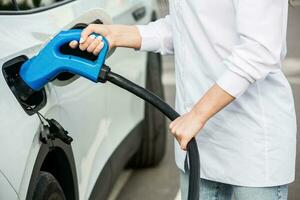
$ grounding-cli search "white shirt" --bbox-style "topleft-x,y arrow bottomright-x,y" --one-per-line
138,0 -> 297,187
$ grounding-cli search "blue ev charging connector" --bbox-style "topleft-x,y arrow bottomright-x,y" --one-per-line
20,29 -> 109,91
14,29 -> 200,200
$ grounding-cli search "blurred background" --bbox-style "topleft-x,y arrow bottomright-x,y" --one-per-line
111,1 -> 300,200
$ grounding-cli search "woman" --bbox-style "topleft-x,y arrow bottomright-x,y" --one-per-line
70,0 -> 296,199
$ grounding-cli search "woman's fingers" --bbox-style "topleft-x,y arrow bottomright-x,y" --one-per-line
80,24 -> 103,43
87,36 -> 102,53
69,40 -> 78,49
79,34 -> 96,51
180,139 -> 189,151
80,24 -> 96,43
68,35 -> 104,55
173,129 -> 188,150
69,24 -> 99,50
169,116 -> 181,129
68,24 -> 111,54
175,129 -> 189,150
93,41 -> 104,55
169,114 -> 195,151
170,118 -> 185,146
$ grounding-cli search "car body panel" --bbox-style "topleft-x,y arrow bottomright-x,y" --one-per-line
0,171 -> 18,200
0,0 -> 156,199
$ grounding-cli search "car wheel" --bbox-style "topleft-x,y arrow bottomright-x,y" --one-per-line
32,171 -> 66,200
129,52 -> 167,168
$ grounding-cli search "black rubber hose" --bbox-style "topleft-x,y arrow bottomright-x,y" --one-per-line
106,71 -> 200,200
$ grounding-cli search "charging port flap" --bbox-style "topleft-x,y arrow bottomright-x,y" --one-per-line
2,55 -> 47,115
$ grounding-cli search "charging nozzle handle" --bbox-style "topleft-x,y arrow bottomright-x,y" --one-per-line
102,68 -> 200,200
49,29 -> 110,82
20,29 -> 109,91
51,29 -> 109,71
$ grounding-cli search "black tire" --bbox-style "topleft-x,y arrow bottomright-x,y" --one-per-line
32,171 -> 66,200
129,52 -> 167,168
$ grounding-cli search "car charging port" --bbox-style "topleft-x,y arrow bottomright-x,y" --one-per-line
2,55 -> 47,115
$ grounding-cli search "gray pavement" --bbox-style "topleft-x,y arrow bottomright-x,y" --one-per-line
112,4 -> 300,200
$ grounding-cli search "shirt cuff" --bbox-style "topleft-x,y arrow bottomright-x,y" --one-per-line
136,25 -> 160,52
216,70 -> 250,98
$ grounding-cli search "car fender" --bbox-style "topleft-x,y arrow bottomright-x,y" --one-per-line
0,170 -> 19,200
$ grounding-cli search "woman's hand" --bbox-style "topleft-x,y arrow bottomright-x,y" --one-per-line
69,24 -> 115,55
169,109 -> 205,151
69,24 -> 142,55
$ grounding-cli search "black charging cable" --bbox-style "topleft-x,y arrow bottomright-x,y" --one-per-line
99,65 -> 200,200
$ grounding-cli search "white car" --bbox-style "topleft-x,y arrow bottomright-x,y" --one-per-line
0,0 -> 166,199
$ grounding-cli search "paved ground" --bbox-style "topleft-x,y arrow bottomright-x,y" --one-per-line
110,4 -> 300,200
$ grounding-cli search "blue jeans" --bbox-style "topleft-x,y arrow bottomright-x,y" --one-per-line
180,171 -> 288,200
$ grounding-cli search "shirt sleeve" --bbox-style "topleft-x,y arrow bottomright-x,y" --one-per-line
216,0 -> 287,98
137,15 -> 174,55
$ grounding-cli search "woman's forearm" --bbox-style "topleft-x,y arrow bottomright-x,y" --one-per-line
193,84 -> 235,124
109,25 -> 142,49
